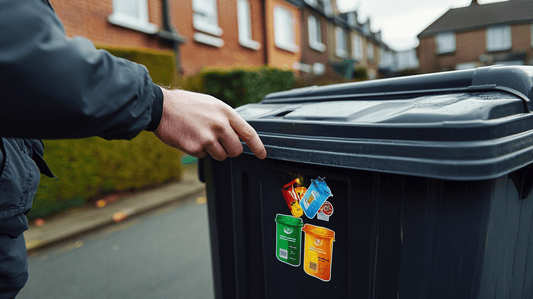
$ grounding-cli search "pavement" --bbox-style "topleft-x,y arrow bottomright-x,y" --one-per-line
24,162 -> 205,252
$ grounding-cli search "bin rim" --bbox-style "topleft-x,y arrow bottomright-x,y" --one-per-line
303,224 -> 335,240
237,66 -> 533,181
275,214 -> 304,227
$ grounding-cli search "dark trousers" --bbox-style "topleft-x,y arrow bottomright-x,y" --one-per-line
0,214 -> 29,299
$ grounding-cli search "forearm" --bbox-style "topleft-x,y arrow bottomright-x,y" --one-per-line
0,0 -> 162,140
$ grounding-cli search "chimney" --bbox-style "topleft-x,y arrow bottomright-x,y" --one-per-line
471,0 -> 479,5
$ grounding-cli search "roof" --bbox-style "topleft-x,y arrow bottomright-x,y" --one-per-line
418,0 -> 533,38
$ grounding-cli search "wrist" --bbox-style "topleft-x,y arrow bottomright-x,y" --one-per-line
146,84 -> 164,132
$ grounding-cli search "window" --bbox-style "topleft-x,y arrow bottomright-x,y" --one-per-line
456,62 -> 477,70
367,43 -> 374,62
313,62 -> 325,75
237,0 -> 260,50
274,6 -> 299,52
380,48 -> 394,68
347,12 -> 357,28
486,25 -> 511,51
362,22 -> 371,35
308,15 -> 325,52
192,0 -> 224,47
352,35 -> 363,61
192,0 -> 222,36
435,32 -> 456,54
108,0 -> 158,34
335,27 -> 347,58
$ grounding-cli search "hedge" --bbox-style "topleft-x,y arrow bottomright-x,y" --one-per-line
28,46 -> 181,220
181,66 -> 295,108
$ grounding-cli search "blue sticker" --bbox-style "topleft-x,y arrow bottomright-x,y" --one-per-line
299,177 -> 332,219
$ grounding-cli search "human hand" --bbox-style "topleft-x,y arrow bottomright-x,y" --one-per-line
154,87 -> 267,161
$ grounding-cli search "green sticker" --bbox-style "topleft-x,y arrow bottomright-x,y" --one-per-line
275,214 -> 303,267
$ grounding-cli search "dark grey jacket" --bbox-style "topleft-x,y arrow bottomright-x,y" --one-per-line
0,0 -> 164,220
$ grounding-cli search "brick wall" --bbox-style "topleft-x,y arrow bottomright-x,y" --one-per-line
300,10 -> 329,76
50,0 -> 171,51
172,0 -> 265,76
265,0 -> 302,70
455,30 -> 485,63
417,37 -> 435,73
512,23 -> 532,51
418,23 -> 533,73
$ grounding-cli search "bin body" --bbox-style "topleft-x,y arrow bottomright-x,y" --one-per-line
202,66 -> 533,299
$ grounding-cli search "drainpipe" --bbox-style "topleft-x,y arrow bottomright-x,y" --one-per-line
157,0 -> 186,75
262,0 -> 269,66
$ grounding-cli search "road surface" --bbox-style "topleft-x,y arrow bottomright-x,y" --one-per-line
19,190 -> 215,299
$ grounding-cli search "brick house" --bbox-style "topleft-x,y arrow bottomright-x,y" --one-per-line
50,0 -> 173,51
264,0 -> 303,71
50,0 -> 397,81
331,11 -> 395,79
51,0 -> 266,76
417,0 -> 533,73
173,0 -> 266,75
297,0 -> 333,78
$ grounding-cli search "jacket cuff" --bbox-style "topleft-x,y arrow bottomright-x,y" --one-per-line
146,84 -> 164,132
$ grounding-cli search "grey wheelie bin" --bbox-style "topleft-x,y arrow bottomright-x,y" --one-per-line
200,65 -> 533,299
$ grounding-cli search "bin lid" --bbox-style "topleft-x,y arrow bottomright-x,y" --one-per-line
275,214 -> 304,227
237,66 -> 533,181
302,224 -> 335,240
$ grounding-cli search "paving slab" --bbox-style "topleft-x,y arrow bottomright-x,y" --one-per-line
24,164 -> 205,252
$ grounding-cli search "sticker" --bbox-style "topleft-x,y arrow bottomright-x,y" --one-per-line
317,201 -> 334,222
294,187 -> 307,200
282,179 -> 305,218
275,214 -> 304,267
300,177 -> 332,219
302,224 -> 335,282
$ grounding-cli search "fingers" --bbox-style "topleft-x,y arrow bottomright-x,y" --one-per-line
205,141 -> 228,161
155,87 -> 266,161
218,127 -> 244,158
229,116 -> 267,160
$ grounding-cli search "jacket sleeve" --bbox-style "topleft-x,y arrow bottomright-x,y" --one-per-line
0,0 -> 163,140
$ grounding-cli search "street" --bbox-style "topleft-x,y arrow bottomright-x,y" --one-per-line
18,190 -> 214,299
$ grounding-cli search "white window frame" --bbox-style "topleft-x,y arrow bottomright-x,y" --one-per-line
335,27 -> 347,58
308,15 -> 326,52
274,6 -> 299,53
108,0 -> 158,34
313,62 -> 325,75
193,32 -> 225,48
486,25 -> 511,52
192,0 -> 223,37
352,34 -> 363,61
237,0 -> 260,50
435,32 -> 456,54
367,43 -> 374,62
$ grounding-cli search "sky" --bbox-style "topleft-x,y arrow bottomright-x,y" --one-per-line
336,0 -> 509,52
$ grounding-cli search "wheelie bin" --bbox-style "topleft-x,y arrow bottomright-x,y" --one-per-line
201,65 -> 533,299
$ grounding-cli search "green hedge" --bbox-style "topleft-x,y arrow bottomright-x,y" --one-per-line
101,45 -> 179,87
28,46 -> 181,220
29,133 -> 182,219
181,66 -> 295,108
